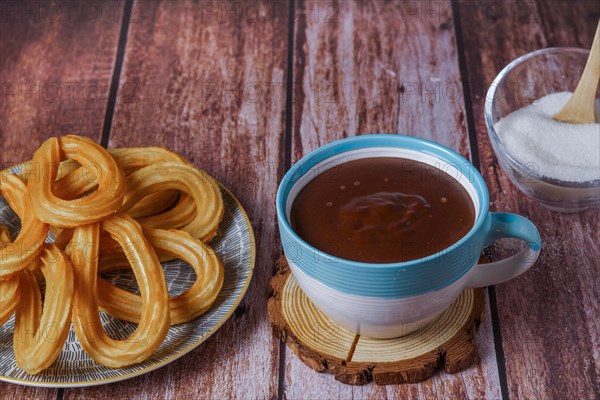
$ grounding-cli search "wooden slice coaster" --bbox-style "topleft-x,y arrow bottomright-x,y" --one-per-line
268,257 -> 485,385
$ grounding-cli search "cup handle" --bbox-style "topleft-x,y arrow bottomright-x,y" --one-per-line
466,212 -> 541,288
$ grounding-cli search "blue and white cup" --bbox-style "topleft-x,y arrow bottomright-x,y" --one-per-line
276,134 -> 541,339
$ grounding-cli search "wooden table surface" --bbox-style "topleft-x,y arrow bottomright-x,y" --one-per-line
1,1 -> 599,399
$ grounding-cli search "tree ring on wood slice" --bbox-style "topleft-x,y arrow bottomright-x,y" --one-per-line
268,256 -> 485,385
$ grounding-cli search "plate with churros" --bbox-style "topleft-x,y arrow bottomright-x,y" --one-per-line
0,135 -> 255,387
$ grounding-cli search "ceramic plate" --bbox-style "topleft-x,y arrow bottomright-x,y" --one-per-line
0,165 -> 255,387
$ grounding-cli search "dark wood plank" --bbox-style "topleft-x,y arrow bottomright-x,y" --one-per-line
0,385 -> 57,400
0,0 -> 123,166
291,0 -> 470,160
285,1 -> 501,398
0,0 -> 123,396
457,1 -> 600,398
62,0 -> 288,398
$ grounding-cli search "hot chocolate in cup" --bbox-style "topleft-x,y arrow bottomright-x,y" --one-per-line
276,134 -> 541,339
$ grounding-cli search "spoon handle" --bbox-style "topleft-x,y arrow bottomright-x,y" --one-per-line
553,20 -> 600,124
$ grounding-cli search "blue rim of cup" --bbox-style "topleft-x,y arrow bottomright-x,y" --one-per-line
276,134 -> 491,297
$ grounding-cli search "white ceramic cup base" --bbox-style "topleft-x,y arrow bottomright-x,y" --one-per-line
277,135 -> 542,340
289,260 -> 470,338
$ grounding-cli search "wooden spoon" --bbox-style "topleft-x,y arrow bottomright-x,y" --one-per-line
553,20 -> 600,124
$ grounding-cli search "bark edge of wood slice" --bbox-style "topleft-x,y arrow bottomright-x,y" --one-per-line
268,256 -> 485,385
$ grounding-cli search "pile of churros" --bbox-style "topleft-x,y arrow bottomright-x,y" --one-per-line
0,135 -> 225,374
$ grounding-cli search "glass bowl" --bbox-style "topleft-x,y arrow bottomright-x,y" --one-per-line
484,47 -> 600,213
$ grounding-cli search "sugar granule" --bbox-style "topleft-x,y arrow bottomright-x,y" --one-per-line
495,92 -> 600,182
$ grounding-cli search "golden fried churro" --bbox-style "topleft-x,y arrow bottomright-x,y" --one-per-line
137,193 -> 196,231
28,135 -> 126,227
15,158 -> 80,185
98,228 -> 224,325
0,224 -> 19,327
52,162 -> 99,200
108,147 -> 189,174
110,147 -> 190,218
0,275 -> 19,326
3,135 -> 228,373
120,163 -> 223,242
0,225 -> 12,243
125,189 -> 180,220
97,233 -> 176,272
13,245 -> 73,374
0,173 -> 48,278
53,228 -> 74,251
71,215 -> 170,368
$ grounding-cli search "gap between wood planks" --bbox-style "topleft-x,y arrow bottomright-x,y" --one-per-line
450,1 -> 509,399
57,0 -> 134,398
48,0 -> 510,398
275,0 -> 510,398
279,0 -> 297,398
100,0 -> 134,150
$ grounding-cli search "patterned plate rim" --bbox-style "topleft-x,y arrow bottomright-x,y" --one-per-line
0,163 -> 256,388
